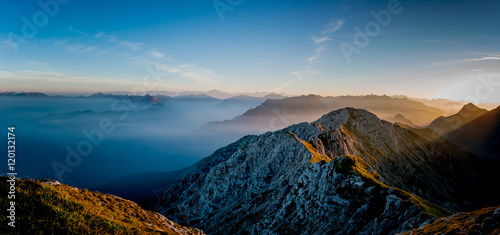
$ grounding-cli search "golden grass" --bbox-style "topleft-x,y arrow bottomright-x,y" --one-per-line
289,131 -> 332,163
0,177 -> 201,235
402,206 -> 500,235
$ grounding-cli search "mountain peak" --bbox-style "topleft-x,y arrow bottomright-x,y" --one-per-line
392,114 -> 416,127
317,107 -> 376,128
89,92 -> 112,97
460,103 -> 481,113
456,103 -> 488,119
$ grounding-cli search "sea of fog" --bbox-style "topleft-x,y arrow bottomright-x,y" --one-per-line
0,96 -> 263,189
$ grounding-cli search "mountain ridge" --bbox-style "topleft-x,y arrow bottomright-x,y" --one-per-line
423,103 -> 500,159
152,107 -> 499,234
201,95 -> 447,137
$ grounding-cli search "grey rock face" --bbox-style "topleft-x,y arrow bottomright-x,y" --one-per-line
153,108 -> 498,234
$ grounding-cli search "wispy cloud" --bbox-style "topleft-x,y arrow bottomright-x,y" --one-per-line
81,46 -> 97,53
150,51 -> 165,58
431,56 -> 500,67
53,32 -> 143,57
94,32 -> 105,38
95,32 -> 143,50
49,30 -> 217,88
467,52 -> 500,57
277,70 -> 318,92
65,44 -> 86,53
418,40 -> 459,46
26,60 -> 48,66
277,71 -> 304,91
93,46 -> 118,56
311,35 -> 332,44
322,19 -> 345,34
69,26 -> 89,37
308,45 -> 326,62
118,40 -> 143,50
0,70 -> 137,87
306,19 -> 344,63
53,39 -> 68,46
158,64 -> 215,85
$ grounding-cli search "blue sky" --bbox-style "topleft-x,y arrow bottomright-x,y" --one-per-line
1,0 -> 500,102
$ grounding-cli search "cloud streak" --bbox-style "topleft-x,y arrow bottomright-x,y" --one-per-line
158,64 -> 215,85
311,35 -> 332,44
150,51 -> 165,58
0,70 -> 136,87
322,19 -> 345,34
306,18 -> 345,63
431,56 -> 500,67
418,40 -> 459,46
29,28 -> 218,90
98,34 -> 143,50
308,45 -> 326,62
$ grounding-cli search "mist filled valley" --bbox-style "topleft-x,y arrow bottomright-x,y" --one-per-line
0,93 -> 269,189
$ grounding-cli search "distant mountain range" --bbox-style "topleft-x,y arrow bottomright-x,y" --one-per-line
59,89 -> 288,100
417,103 -> 500,159
151,107 -> 500,234
3,91 -> 498,116
90,92 -> 162,104
0,91 -> 284,106
391,114 -> 416,127
201,95 -> 447,137
0,92 -> 48,97
392,95 -> 499,115
396,103 -> 500,160
115,89 -> 288,100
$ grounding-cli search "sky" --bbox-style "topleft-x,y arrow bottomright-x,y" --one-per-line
1,0 -> 500,103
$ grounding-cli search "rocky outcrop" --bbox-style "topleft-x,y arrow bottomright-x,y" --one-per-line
152,108 -> 499,234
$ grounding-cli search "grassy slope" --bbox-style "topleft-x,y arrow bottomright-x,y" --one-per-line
0,176 -> 203,235
402,206 -> 500,235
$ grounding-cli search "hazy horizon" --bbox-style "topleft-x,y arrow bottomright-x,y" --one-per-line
3,90 -> 500,106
